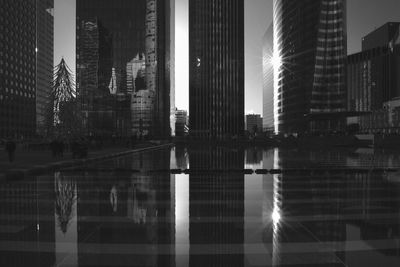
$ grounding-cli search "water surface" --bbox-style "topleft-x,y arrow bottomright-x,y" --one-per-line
1,146 -> 400,266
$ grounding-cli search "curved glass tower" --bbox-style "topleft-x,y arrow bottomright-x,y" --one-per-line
273,0 -> 347,134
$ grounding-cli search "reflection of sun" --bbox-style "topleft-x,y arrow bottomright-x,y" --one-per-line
272,208 -> 281,224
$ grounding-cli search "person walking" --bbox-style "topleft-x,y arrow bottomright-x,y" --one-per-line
5,139 -> 16,162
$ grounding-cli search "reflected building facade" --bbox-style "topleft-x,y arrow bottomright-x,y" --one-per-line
189,0 -> 245,139
273,0 -> 347,134
76,0 -> 171,138
75,149 -> 175,266
0,176 -> 55,267
188,146 -> 244,266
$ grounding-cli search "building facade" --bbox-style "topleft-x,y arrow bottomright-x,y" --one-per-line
189,0 -> 244,139
0,0 -> 37,139
263,23 -> 274,132
76,0 -> 170,139
347,45 -> 400,112
362,22 -> 400,51
273,0 -> 347,134
175,109 -> 188,137
246,114 -> 263,134
36,0 -> 54,136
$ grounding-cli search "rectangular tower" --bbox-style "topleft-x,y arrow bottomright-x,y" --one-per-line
273,0 -> 347,134
189,0 -> 244,139
0,0 -> 37,139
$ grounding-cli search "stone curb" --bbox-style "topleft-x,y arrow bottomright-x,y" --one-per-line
0,144 -> 172,181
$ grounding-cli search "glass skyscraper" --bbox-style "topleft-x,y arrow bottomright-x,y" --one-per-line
76,0 -> 171,138
262,23 -> 274,132
273,0 -> 347,134
189,0 -> 244,139
0,0 -> 43,139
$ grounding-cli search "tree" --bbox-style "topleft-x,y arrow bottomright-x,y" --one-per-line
46,58 -> 83,138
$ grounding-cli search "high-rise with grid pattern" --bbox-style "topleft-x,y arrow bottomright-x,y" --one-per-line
273,0 -> 347,134
189,0 -> 244,139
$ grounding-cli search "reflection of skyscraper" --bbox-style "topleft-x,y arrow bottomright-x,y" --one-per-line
188,146 -> 244,267
273,0 -> 347,134
76,0 -> 171,138
189,0 -> 244,139
76,149 -> 174,266
0,176 -> 55,266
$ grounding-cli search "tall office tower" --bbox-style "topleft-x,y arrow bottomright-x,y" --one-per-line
170,0 -> 176,136
189,0 -> 244,139
36,0 -> 54,136
76,0 -> 170,138
273,0 -> 347,134
262,23 -> 274,132
0,0 -> 37,139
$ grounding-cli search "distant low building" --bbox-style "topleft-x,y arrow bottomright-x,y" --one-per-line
175,109 -> 188,137
246,114 -> 262,134
359,97 -> 400,134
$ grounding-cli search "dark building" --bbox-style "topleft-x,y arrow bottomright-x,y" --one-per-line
189,0 -> 244,139
76,0 -> 170,138
362,22 -> 400,51
36,0 -> 54,136
263,23 -> 274,132
347,22 -> 400,133
0,0 -> 37,139
273,0 -> 347,134
347,45 -> 400,112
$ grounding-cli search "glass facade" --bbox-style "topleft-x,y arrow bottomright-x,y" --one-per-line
347,46 -> 398,112
36,0 -> 54,136
189,0 -> 245,139
262,23 -> 274,132
76,0 -> 170,138
273,0 -> 347,134
0,0 -> 37,139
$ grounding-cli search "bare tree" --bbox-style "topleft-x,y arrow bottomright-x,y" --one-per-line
46,58 -> 83,137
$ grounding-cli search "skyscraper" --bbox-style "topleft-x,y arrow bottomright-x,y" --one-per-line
273,0 -> 347,134
76,0 -> 170,138
262,23 -> 274,132
0,0 -> 37,139
36,0 -> 54,136
189,0 -> 244,139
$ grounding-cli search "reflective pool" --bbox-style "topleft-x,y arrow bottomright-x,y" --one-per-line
1,146 -> 400,266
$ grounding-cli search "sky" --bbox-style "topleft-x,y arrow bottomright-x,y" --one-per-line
54,0 -> 400,115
